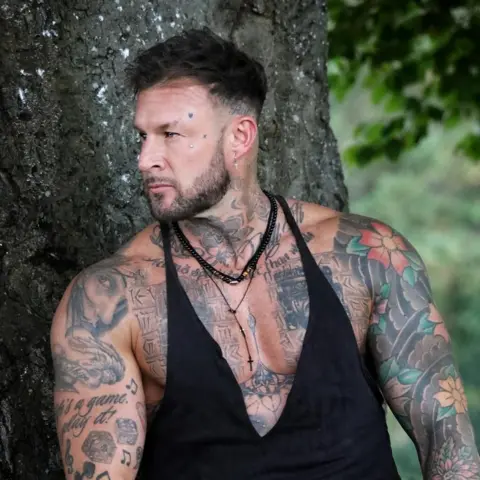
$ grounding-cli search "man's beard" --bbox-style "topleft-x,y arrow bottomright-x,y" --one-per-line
144,141 -> 231,223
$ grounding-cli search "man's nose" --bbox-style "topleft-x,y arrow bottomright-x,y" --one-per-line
138,139 -> 166,172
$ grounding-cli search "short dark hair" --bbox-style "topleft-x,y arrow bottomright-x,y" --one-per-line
126,28 -> 268,118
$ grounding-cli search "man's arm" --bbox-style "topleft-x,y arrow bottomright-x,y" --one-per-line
51,257 -> 146,480
338,215 -> 480,478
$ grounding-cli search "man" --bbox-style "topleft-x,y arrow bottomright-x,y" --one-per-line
51,28 -> 480,479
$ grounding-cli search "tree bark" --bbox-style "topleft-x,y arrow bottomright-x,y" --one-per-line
0,0 -> 346,478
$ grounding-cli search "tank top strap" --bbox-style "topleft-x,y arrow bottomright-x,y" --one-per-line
159,221 -> 176,273
274,194 -> 321,276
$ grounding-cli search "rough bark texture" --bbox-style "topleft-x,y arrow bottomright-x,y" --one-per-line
0,0 -> 346,478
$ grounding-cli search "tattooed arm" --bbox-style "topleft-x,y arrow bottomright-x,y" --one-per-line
51,257 -> 146,480
340,215 -> 480,478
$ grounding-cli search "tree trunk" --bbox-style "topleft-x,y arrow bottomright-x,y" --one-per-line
0,0 -> 346,478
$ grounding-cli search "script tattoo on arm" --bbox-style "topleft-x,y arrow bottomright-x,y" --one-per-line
335,214 -> 480,478
53,380 -> 146,479
51,253 -> 146,479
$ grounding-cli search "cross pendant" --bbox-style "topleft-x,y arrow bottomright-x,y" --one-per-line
248,357 -> 254,371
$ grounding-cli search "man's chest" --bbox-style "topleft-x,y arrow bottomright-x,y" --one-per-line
130,245 -> 373,388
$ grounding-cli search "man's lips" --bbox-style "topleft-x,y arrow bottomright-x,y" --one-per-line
148,183 -> 174,192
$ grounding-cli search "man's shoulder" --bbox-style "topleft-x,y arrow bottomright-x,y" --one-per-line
282,197 -> 339,231
313,208 -> 425,287
69,223 -> 165,291
114,222 -> 164,260
288,198 -> 402,244
287,198 -> 417,270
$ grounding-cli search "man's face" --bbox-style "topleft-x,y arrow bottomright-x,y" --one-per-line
134,79 -> 231,222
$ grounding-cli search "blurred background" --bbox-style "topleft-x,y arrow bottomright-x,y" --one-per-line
328,2 -> 480,478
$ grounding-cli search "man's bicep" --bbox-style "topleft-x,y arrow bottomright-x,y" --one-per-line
52,336 -> 146,479
51,269 -> 146,479
370,301 -> 459,426
365,237 -> 479,472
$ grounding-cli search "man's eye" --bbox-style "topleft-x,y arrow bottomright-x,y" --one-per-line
138,132 -> 147,141
165,132 -> 179,138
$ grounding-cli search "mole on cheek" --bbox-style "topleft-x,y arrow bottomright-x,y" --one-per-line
203,134 -> 207,139
188,112 -> 194,119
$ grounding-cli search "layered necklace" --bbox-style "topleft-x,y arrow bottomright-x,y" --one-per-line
172,191 -> 278,371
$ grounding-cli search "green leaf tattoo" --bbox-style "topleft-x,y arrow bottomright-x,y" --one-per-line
398,369 -> 423,385
346,236 -> 370,256
379,357 -> 401,384
402,265 -> 417,286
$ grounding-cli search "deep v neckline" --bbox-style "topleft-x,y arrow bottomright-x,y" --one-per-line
171,273 -> 315,440
161,195 -> 318,440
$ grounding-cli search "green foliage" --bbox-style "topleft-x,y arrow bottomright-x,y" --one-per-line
332,91 -> 480,476
328,0 -> 480,165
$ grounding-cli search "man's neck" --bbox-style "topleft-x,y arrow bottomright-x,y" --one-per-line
178,183 -> 272,271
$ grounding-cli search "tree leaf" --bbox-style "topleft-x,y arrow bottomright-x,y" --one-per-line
328,2 -> 480,163
456,133 -> 480,162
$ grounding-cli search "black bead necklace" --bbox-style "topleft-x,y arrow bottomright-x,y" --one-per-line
172,190 -> 278,285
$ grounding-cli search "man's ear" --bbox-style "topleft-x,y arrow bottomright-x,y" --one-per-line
228,115 -> 258,165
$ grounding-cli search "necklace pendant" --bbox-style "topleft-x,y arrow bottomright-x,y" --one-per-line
229,279 -> 240,285
228,308 -> 236,314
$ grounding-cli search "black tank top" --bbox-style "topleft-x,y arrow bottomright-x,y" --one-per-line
142,195 -> 400,479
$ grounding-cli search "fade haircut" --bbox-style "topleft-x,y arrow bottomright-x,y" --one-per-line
126,27 -> 268,119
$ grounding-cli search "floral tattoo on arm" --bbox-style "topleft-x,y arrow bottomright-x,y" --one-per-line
336,215 -> 480,478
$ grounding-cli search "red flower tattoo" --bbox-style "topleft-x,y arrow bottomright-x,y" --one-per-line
359,222 -> 410,276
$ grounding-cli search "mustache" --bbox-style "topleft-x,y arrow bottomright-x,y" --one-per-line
143,176 -> 178,188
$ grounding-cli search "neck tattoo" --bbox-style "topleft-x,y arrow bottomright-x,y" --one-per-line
172,190 -> 278,284
172,191 -> 278,371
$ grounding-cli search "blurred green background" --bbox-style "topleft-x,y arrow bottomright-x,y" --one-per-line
328,2 -> 480,478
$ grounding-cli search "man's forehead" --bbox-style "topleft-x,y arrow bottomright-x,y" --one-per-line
139,79 -> 212,105
134,79 -> 218,126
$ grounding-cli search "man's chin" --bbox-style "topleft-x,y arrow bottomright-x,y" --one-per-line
149,204 -> 190,223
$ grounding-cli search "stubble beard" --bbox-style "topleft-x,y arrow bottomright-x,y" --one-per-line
145,142 -> 231,223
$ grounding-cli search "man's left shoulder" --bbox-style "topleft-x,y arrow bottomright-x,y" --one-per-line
284,197 -> 339,233
326,212 -> 428,287
291,201 -> 423,272
285,199 -> 383,244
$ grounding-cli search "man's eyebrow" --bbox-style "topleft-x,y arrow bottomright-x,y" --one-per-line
133,120 -> 180,132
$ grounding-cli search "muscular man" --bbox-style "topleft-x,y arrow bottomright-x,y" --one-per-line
51,28 -> 480,479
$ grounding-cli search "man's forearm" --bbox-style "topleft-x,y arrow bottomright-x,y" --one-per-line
423,425 -> 480,479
